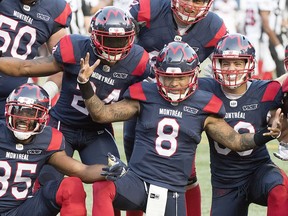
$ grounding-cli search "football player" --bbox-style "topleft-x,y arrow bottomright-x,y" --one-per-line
77,41 -> 281,216
0,6 -> 150,216
0,0 -> 72,119
198,34 -> 288,216
126,1 -> 228,215
0,83 -> 126,216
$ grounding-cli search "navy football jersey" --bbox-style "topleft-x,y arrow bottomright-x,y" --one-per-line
50,34 -> 150,129
0,121 -> 65,213
130,0 -> 227,62
124,82 -> 226,192
0,0 -> 72,119
198,78 -> 283,188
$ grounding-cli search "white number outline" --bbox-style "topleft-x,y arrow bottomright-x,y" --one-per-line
0,161 -> 37,199
214,121 -> 254,156
0,15 -> 36,59
155,118 -> 179,157
72,83 -> 121,115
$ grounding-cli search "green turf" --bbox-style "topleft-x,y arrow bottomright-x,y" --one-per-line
80,122 -> 288,216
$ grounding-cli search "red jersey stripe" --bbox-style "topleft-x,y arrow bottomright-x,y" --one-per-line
54,3 -> 72,26
261,81 -> 281,102
138,0 -> 151,28
47,128 -> 63,151
132,51 -> 149,76
203,95 -> 223,114
130,82 -> 147,101
60,36 -> 76,64
205,23 -> 227,48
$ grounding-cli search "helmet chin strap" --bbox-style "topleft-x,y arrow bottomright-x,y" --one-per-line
13,131 -> 33,141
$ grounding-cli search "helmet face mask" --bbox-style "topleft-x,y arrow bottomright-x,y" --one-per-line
5,84 -> 50,141
171,0 -> 213,25
154,41 -> 200,103
212,34 -> 256,89
90,6 -> 135,62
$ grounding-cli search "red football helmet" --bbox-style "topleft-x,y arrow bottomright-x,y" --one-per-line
171,0 -> 214,25
212,34 -> 255,89
90,6 -> 135,62
154,41 -> 200,103
5,83 -> 50,140
285,45 -> 288,72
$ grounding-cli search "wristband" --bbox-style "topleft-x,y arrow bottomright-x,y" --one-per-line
254,127 -> 275,146
78,81 -> 94,100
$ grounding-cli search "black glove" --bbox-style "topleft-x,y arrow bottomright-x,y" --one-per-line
101,153 -> 128,181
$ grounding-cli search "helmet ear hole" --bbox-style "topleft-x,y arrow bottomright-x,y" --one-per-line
90,6 -> 135,62
5,83 -> 50,139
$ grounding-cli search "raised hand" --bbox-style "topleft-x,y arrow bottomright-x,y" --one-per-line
77,52 -> 100,84
265,108 -> 283,138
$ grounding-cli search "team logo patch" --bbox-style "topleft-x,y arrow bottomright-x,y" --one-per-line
113,72 -> 128,79
27,149 -> 42,155
242,104 -> 258,111
103,65 -> 111,72
23,5 -> 31,11
37,13 -> 50,22
230,100 -> 237,107
16,144 -> 24,151
183,106 -> 198,114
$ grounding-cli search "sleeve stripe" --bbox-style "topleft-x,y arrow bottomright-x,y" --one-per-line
131,50 -> 149,76
130,82 -> 147,101
261,81 -> 281,102
203,95 -> 223,114
60,36 -> 76,64
138,0 -> 151,28
54,3 -> 72,26
205,23 -> 227,47
47,128 -> 63,151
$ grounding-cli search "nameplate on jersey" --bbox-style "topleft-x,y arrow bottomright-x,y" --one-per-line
146,184 -> 168,216
230,100 -> 237,107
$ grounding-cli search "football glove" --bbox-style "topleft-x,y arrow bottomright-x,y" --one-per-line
101,152 -> 128,181
273,142 -> 288,161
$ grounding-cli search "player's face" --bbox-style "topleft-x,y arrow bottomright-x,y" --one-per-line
12,107 -> 37,132
220,59 -> 246,87
162,75 -> 191,95
175,0 -> 209,23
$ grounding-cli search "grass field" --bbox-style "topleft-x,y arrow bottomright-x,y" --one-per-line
78,122 -> 288,216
